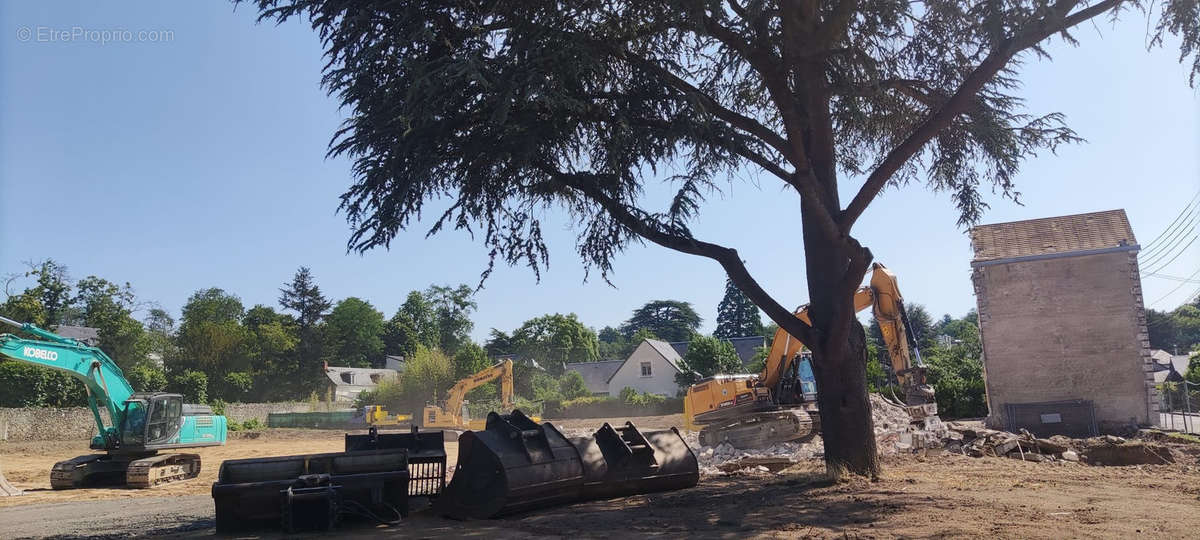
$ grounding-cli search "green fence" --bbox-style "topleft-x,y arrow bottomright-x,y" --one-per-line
267,411 -> 363,429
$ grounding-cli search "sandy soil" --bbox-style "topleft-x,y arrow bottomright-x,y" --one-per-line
3,423 -> 1200,538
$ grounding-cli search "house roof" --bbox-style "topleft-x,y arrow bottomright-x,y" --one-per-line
607,339 -> 683,383
54,325 -> 100,345
324,366 -> 399,388
1150,349 -> 1191,384
670,336 -> 764,367
564,360 -> 624,393
969,209 -> 1137,264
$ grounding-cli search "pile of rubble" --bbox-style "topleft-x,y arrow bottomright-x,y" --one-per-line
945,424 -> 1080,463
871,393 -> 948,454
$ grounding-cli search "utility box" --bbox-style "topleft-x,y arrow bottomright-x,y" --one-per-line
970,209 -> 1157,433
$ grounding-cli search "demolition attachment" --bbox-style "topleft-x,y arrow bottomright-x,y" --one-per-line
436,410 -> 698,519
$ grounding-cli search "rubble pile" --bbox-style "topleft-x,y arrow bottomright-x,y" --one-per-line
871,393 -> 948,454
693,439 -> 823,475
945,424 -> 1079,463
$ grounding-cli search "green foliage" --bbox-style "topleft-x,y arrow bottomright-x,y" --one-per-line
923,313 -> 987,418
222,371 -> 254,399
323,297 -> 386,368
170,370 -> 209,404
127,365 -> 168,392
675,334 -> 743,387
558,370 -> 590,400
483,329 -> 515,356
425,284 -> 477,355
530,371 -> 563,402
622,301 -> 701,343
714,278 -> 764,339
0,360 -> 86,407
453,341 -> 491,379
1147,302 -> 1200,353
73,276 -> 148,371
507,313 -> 599,375
279,267 -> 332,394
389,285 -> 477,356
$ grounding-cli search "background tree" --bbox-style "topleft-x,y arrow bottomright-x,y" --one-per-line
714,277 -> 765,339
621,300 -> 702,342
675,334 -> 743,388
175,288 -> 248,400
279,267 -> 332,391
323,297 -> 386,368
483,328 -> 515,356
243,305 -> 301,400
251,0 -> 1200,478
596,325 -> 632,360
73,276 -> 148,371
509,313 -> 600,374
425,284 -> 477,355
391,290 -> 441,350
453,341 -> 492,379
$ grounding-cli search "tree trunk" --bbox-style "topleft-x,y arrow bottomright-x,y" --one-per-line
801,205 -> 879,479
810,317 -> 879,480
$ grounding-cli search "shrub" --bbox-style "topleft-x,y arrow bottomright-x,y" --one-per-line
127,365 -> 168,393
170,370 -> 208,404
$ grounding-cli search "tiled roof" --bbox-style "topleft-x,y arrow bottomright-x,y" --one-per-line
970,209 -> 1136,263
644,339 -> 684,373
563,360 -> 624,394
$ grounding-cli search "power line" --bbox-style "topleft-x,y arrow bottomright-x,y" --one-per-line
1146,272 -> 1200,284
1151,267 -> 1200,307
1140,207 -> 1200,261
1140,207 -> 1200,262
1143,236 -> 1197,276
1137,225 -> 1195,270
1140,190 -> 1200,252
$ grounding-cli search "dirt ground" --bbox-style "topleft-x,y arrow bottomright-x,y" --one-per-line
3,420 -> 1200,538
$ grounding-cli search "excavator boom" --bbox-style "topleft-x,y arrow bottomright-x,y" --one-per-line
422,359 -> 515,429
685,263 -> 937,447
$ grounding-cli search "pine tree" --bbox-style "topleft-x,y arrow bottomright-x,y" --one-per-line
279,267 -> 332,391
714,278 -> 764,339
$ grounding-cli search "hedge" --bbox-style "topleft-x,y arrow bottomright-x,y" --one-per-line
543,396 -> 683,419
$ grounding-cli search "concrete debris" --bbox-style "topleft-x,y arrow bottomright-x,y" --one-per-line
943,424 -> 1177,467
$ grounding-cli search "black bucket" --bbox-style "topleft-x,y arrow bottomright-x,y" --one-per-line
437,411 -> 699,519
345,426 -> 447,497
572,422 -> 698,500
436,410 -> 584,519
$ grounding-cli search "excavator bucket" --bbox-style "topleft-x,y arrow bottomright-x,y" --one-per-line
345,426 -> 447,497
436,410 -> 584,519
572,422 -> 698,500
436,410 -> 698,519
0,460 -> 22,496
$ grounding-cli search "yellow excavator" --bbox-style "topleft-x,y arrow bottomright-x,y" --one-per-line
421,359 -> 516,430
684,263 -> 937,448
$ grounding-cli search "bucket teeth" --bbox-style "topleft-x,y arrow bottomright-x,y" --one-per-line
436,410 -> 698,519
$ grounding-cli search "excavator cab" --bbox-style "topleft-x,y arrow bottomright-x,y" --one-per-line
118,393 -> 184,450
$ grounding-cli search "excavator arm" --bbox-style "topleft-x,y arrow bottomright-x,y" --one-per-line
759,263 -> 935,414
0,316 -> 135,449
441,359 -> 515,420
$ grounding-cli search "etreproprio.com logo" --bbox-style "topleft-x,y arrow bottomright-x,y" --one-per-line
16,25 -> 174,44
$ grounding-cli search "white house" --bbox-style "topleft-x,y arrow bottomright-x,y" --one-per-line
606,339 -> 685,396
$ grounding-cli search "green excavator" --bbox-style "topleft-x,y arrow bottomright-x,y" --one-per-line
0,316 -> 227,489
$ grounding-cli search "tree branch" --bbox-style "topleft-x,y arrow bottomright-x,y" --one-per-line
622,53 -> 794,161
839,0 -> 1124,231
537,164 -> 818,345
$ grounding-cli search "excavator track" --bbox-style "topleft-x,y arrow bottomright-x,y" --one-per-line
699,409 -> 818,449
126,453 -> 202,488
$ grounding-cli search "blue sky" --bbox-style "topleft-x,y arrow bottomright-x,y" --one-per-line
2,2 -> 1197,343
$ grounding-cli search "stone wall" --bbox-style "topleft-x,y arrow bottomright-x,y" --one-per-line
0,402 -> 313,442
973,250 -> 1154,430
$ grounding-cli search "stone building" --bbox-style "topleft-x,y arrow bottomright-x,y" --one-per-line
970,209 -> 1156,435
